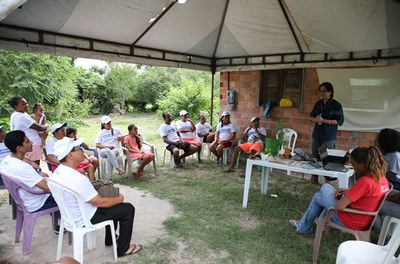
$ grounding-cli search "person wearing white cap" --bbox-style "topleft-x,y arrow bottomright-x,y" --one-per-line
96,116 -> 125,177
45,122 -> 68,171
159,112 -> 198,167
51,137 -> 142,257
209,111 -> 238,163
224,117 -> 266,173
8,96 -> 48,165
176,110 -> 202,162
1,130 -> 58,213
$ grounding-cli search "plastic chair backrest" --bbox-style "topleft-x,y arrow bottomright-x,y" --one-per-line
335,217 -> 400,264
313,183 -> 393,264
0,171 -> 59,255
46,178 -> 94,231
138,127 -> 146,142
276,128 -> 297,155
1,171 -> 45,212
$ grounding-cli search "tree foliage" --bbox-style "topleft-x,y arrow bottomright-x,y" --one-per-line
157,75 -> 219,121
0,49 -> 220,124
132,67 -> 180,111
104,63 -> 138,112
0,50 -> 90,121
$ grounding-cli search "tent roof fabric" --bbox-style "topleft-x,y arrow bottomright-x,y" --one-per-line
0,0 -> 399,71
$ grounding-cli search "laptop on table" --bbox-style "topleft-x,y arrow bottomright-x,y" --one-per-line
318,145 -> 349,172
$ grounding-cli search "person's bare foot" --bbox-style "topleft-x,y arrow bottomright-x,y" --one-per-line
116,167 -> 125,175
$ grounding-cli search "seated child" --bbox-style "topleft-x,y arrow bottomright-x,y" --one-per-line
124,124 -> 155,180
66,127 -> 98,181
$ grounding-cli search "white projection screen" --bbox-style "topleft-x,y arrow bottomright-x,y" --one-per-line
317,65 -> 400,132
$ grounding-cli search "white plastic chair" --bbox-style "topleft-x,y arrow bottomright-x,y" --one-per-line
162,148 -> 185,168
378,215 -> 400,246
122,142 -> 157,178
336,217 -> 400,264
97,149 -> 123,179
46,178 -> 117,264
276,128 -> 297,156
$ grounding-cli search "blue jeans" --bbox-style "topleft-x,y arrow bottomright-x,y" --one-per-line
297,184 -> 344,233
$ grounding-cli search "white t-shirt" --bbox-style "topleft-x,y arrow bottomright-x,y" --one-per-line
196,122 -> 212,142
45,136 -> 59,155
96,128 -> 122,149
385,152 -> 400,182
247,127 -> 267,142
159,123 -> 180,145
176,120 -> 195,139
10,111 -> 41,145
216,122 -> 238,141
0,156 -> 49,212
0,142 -> 11,164
51,164 -> 98,227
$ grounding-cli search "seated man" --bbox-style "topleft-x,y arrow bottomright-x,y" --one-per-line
159,112 -> 197,167
176,110 -> 202,162
0,130 -> 57,213
224,117 -> 266,173
51,137 -> 142,257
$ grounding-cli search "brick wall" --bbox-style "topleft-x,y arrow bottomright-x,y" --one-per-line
219,69 -> 378,153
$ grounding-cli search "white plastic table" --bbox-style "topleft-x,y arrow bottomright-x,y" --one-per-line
242,158 -> 355,208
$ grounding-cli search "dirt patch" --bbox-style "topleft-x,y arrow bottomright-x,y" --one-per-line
0,184 -> 177,263
237,214 -> 261,230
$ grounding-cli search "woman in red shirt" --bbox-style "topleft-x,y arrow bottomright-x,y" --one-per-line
290,146 -> 389,233
124,124 -> 155,180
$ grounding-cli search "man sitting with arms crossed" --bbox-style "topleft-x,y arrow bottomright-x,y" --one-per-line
159,112 -> 198,167
0,130 -> 57,213
51,137 -> 142,257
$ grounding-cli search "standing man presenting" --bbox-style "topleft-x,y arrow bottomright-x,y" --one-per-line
307,82 -> 344,184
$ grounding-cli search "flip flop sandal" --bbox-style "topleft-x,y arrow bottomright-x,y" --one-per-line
120,244 -> 142,257
224,168 -> 235,173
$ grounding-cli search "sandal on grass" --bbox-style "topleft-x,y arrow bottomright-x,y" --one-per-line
224,168 -> 235,173
120,244 -> 142,257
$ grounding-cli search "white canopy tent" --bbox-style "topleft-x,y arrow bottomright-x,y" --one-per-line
0,0 -> 399,72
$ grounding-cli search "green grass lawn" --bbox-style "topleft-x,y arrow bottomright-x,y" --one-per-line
68,113 -> 376,263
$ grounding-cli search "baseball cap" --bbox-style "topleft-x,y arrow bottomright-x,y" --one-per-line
101,115 -> 112,124
179,110 -> 188,116
251,117 -> 260,123
221,111 -> 230,117
53,137 -> 83,160
51,122 -> 68,133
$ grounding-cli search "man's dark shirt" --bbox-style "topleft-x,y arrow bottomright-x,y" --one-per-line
310,98 -> 344,142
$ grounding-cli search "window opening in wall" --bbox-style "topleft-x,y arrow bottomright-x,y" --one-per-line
258,69 -> 304,107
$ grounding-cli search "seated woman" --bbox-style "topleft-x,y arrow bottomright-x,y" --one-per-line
224,116 -> 266,173
124,124 -> 155,180
195,114 -> 215,143
209,111 -> 237,164
66,127 -> 98,182
95,116 -> 125,178
290,146 -> 389,234
376,128 -> 400,190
